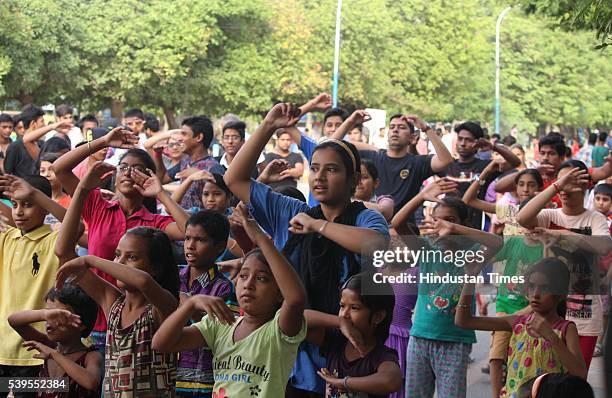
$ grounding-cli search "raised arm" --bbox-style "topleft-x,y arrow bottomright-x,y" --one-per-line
390,178 -> 458,233
454,282 -> 515,331
171,170 -> 214,204
591,155 -> 612,183
330,110 -> 379,151
234,203 -> 306,336
131,169 -> 188,239
80,255 -> 178,319
8,309 -> 76,347
405,115 -> 453,173
23,121 -> 72,160
55,162 -> 115,263
224,103 -> 302,203
54,126 -> 138,195
516,167 -> 589,229
462,161 -> 498,214
0,175 -> 68,223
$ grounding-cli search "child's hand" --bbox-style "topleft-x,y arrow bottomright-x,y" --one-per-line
263,103 -> 302,130
418,217 -> 454,238
104,126 -> 139,149
288,213 -> 320,234
529,227 -> 561,249
526,313 -> 555,341
0,175 -> 34,200
474,138 -> 494,152
56,257 -> 89,289
132,169 -> 162,197
555,167 -> 590,192
339,318 -> 367,357
218,259 -> 242,280
189,295 -> 235,325
536,163 -> 556,177
176,167 -> 201,180
232,203 -> 264,241
259,159 -> 289,183
421,178 -> 458,203
187,170 -> 215,183
317,368 -> 345,392
23,341 -> 57,360
80,162 -> 115,191
346,110 -> 372,127
44,309 -> 82,329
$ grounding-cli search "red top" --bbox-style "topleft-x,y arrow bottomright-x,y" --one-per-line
82,188 -> 174,331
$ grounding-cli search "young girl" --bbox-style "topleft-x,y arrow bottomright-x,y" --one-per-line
353,160 -> 394,222
223,102 -> 389,397
39,153 -> 72,227
305,272 -> 402,398
151,203 -> 307,397
403,195 -> 503,398
517,160 -> 612,369
54,131 -> 189,350
55,226 -> 180,396
463,163 -> 544,237
455,258 -> 587,398
9,284 -> 102,397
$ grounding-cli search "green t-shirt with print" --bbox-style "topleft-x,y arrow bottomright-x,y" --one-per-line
195,310 -> 306,398
494,237 -> 543,314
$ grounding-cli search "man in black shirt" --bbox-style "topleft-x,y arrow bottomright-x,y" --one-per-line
331,111 -> 454,218
442,122 -> 520,229
4,105 -> 45,177
263,128 -> 304,189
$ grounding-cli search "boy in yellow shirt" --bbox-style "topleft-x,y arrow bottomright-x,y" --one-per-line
0,174 -> 69,388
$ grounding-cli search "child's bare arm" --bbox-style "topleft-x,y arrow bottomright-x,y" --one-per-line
8,310 -> 58,346
82,255 -> 178,320
454,283 -> 515,332
319,361 -> 403,396
534,319 -> 587,379
56,257 -> 121,317
153,296 -> 219,353
0,175 -> 67,222
51,349 -> 103,391
234,203 -> 306,337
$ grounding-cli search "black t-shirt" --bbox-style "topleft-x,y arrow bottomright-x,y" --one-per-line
440,158 -> 499,229
4,138 -> 41,177
360,150 -> 434,216
263,152 -> 304,190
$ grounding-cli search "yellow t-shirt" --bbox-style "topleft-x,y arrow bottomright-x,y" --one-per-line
0,225 -> 60,366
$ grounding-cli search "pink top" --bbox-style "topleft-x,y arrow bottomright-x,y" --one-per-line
82,188 -> 175,331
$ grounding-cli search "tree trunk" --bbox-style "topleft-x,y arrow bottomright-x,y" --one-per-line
110,99 -> 123,121
163,105 -> 178,129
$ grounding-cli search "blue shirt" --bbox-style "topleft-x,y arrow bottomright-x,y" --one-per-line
247,179 -> 389,392
300,134 -> 320,207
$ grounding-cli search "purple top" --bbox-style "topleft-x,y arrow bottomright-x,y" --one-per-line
172,156 -> 224,209
321,329 -> 399,398
177,265 -> 235,389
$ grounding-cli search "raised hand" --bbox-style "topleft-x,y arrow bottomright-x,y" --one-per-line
259,159 -> 289,183
525,313 -> 555,340
23,341 -> 57,360
56,257 -> 89,289
263,103 -> 302,130
79,162 -> 116,191
555,167 -> 590,192
44,309 -> 82,329
474,138 -> 494,152
403,115 -> 428,132
420,178 -> 458,203
418,217 -> 455,238
305,93 -> 333,112
288,212 -> 320,235
54,120 -> 74,132
0,175 -> 34,200
104,126 -> 139,149
189,295 -> 235,325
347,110 -> 372,126
187,170 -> 215,183
232,202 -> 265,241
176,167 -> 201,180
535,163 -> 556,177
132,169 -> 162,197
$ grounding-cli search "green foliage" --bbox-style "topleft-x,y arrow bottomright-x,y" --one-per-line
0,0 -> 609,135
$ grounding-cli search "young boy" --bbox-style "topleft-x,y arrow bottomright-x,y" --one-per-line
0,174 -> 69,388
4,105 -> 46,177
177,209 -> 238,397
593,183 -> 612,229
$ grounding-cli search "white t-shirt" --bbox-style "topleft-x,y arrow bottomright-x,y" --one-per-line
45,127 -> 84,149
536,208 -> 610,335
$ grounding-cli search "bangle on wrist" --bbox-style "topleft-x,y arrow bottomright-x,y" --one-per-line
343,376 -> 350,391
456,303 -> 471,309
318,220 -> 329,234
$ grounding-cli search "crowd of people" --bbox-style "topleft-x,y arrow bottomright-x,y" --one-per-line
0,93 -> 610,398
